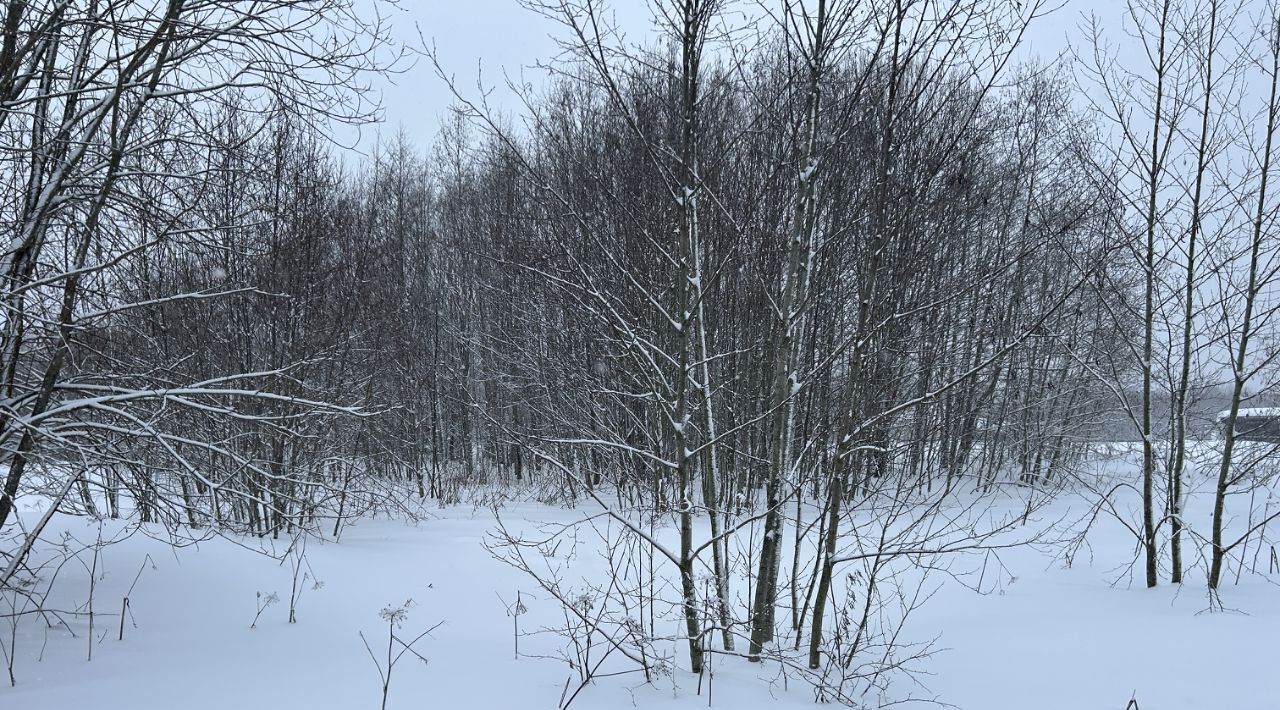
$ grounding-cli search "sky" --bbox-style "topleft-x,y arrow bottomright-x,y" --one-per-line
346,0 -> 1128,154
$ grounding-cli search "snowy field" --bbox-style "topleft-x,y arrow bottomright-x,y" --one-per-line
3,465 -> 1278,710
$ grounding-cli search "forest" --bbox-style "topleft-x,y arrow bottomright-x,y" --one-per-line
2,1 -> 1279,708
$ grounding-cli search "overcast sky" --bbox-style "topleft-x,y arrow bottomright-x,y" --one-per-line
341,0 -> 1140,153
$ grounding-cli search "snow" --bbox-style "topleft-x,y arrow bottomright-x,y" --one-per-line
1218,407 -> 1280,420
3,507 -> 817,709
3,460 -> 1279,709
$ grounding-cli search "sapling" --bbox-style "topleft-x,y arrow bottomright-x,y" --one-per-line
514,591 -> 525,658
86,523 -> 102,662
283,534 -> 323,623
119,554 -> 155,641
498,589 -> 528,659
3,585 -> 17,687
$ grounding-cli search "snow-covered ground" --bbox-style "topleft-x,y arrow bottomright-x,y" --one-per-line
3,473 -> 1278,710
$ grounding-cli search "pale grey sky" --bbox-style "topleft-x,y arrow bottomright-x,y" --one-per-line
347,0 -> 1127,153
